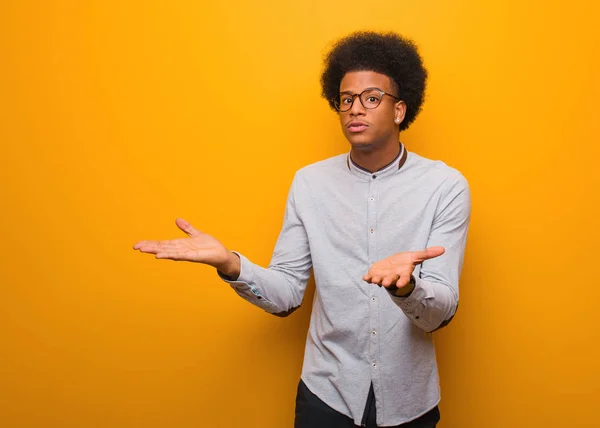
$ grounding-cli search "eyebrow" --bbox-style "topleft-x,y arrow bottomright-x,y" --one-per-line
339,87 -> 384,94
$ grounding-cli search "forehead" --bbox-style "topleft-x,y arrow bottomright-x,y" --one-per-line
340,70 -> 393,93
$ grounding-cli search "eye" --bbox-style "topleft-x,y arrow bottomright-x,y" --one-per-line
367,96 -> 378,102
341,97 -> 353,104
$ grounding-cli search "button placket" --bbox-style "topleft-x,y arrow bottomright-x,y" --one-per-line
367,178 -> 378,261
367,177 -> 380,377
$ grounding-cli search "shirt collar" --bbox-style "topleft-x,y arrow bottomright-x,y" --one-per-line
346,143 -> 408,179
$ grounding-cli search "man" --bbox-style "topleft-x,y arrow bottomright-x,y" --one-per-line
134,31 -> 471,428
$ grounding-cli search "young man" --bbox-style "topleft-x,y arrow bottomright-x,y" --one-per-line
134,31 -> 471,428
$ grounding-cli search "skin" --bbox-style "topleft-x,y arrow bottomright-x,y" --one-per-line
339,71 -> 406,172
133,71 -> 445,294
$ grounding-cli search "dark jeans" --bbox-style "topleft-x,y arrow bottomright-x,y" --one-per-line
294,380 -> 440,428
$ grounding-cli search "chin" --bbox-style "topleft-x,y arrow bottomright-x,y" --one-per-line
349,141 -> 376,152
346,134 -> 375,150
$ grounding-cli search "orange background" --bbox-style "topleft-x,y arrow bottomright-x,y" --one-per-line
1,1 -> 599,427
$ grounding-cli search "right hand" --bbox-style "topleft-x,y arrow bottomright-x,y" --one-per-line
133,218 -> 239,276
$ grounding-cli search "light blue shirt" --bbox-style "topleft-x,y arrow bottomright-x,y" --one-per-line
220,145 -> 471,426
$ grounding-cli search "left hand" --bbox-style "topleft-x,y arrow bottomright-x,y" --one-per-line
363,246 -> 445,289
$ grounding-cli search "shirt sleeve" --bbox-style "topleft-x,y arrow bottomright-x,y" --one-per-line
218,173 -> 313,316
390,172 -> 471,332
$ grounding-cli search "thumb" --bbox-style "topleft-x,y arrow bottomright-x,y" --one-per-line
412,246 -> 445,264
175,218 -> 201,237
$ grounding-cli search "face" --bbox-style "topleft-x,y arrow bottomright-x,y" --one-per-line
338,71 -> 405,151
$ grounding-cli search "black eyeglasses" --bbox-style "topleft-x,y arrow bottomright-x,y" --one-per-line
333,88 -> 401,112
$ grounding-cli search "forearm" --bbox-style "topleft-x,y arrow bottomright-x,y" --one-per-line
218,252 -> 311,316
217,173 -> 312,316
391,172 -> 470,332
389,276 -> 458,332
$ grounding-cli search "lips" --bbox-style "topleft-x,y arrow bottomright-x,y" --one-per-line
347,121 -> 368,133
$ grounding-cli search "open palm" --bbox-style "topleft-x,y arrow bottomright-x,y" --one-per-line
133,218 -> 231,268
363,246 -> 445,288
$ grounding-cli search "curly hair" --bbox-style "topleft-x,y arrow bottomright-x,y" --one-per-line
320,31 -> 427,132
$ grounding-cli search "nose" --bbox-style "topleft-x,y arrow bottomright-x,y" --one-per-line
349,94 -> 366,116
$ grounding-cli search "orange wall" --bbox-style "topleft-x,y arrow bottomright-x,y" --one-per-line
1,1 -> 599,427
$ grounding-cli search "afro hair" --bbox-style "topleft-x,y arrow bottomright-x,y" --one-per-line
321,31 -> 428,132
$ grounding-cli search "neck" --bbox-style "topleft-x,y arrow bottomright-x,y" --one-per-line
350,139 -> 401,173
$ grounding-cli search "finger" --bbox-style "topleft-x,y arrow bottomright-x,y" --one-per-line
371,275 -> 383,285
136,240 -> 180,254
411,246 -> 445,264
134,241 -> 162,253
133,240 -> 157,250
153,239 -> 183,250
156,251 -> 186,261
395,272 -> 411,288
176,218 -> 201,237
363,269 -> 380,282
157,249 -> 202,261
381,274 -> 399,287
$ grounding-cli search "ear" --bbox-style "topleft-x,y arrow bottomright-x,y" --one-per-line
394,100 -> 407,125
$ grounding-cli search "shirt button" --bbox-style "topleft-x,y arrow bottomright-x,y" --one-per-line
371,297 -> 376,302
370,228 -> 374,233
372,330 -> 377,335
372,175 -> 377,179
370,197 -> 374,201
372,362 -> 377,367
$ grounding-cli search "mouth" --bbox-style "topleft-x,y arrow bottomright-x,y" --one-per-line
347,122 -> 369,133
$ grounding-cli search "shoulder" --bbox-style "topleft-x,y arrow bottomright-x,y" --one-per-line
407,153 -> 471,219
407,151 -> 469,191
293,153 -> 348,184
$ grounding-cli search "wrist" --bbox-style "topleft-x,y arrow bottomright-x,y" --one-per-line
216,252 -> 241,279
387,275 -> 416,297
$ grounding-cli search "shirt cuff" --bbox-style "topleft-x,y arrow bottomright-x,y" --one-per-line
216,252 -> 281,313
389,276 -> 435,327
217,252 -> 263,297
